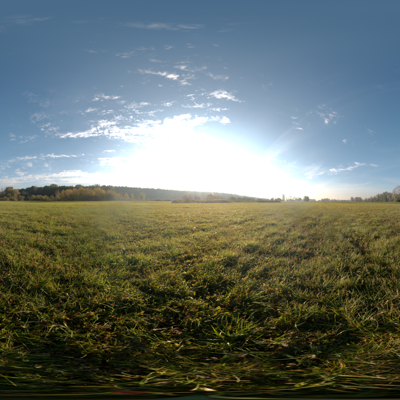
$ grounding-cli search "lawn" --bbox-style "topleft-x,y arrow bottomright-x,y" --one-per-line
1,201 -> 400,397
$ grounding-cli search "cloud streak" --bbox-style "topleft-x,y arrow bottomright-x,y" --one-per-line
329,162 -> 378,174
138,69 -> 180,81
122,22 -> 203,30
209,90 -> 241,102
92,93 -> 121,101
58,114 -> 231,142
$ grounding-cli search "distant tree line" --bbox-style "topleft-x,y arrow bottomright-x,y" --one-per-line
352,186 -> 400,202
0,184 -> 243,202
172,193 -> 282,203
0,185 -> 147,202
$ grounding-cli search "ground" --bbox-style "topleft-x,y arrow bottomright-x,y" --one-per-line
1,201 -> 400,396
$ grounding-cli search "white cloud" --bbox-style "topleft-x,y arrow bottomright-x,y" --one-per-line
23,92 -> 50,107
316,105 -> 338,125
210,108 -> 229,112
93,93 -> 121,101
59,114 -> 231,143
84,107 -> 97,113
164,45 -> 173,50
26,162 -> 33,168
15,169 -> 25,176
207,72 -> 229,81
7,16 -> 52,25
138,69 -> 180,80
209,90 -> 241,102
220,116 -> 231,124
366,127 -> 375,135
343,139 -> 347,144
174,65 -> 207,73
295,127 -> 303,130
42,153 -> 78,158
149,59 -> 163,63
103,150 -> 116,153
329,162 -> 377,174
0,170 -> 101,187
174,65 -> 189,71
123,23 -> 202,30
30,112 -> 49,122
182,103 -> 212,109
116,51 -> 135,58
98,156 -> 127,167
162,101 -> 175,107
15,156 -> 37,161
39,122 -> 59,135
99,110 -> 114,116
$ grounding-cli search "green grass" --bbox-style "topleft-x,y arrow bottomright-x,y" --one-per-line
1,201 -> 400,397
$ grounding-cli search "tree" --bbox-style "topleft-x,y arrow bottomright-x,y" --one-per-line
393,185 -> 400,201
182,193 -> 193,203
303,196 -> 309,202
139,192 -> 145,201
130,193 -> 135,201
4,187 -> 20,200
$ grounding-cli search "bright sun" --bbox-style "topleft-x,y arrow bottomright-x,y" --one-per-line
100,115 -> 314,198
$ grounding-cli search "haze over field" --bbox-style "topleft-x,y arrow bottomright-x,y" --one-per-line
1,0 -> 399,200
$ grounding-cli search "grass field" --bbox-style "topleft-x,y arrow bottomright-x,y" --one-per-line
1,201 -> 400,397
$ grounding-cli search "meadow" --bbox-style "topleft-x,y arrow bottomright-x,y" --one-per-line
1,201 -> 400,397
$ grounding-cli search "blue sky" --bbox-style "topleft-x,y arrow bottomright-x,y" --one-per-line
1,0 -> 400,200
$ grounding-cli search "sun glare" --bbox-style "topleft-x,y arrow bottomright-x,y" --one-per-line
100,115 -> 315,198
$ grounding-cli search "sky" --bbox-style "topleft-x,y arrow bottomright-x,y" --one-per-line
1,0 -> 400,200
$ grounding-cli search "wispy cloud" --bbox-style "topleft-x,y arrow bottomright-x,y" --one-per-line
15,156 -> 37,161
343,139 -> 347,144
182,103 -> 212,109
207,72 -> 229,81
116,51 -> 135,58
84,107 -> 97,113
366,127 -> 375,135
295,127 -> 303,130
174,65 -> 207,72
103,150 -> 115,153
23,92 -> 50,107
6,15 -> 52,25
210,107 -> 229,112
39,122 -> 59,135
316,104 -> 338,125
58,114 -> 231,143
30,112 -> 49,122
164,45 -> 173,50
98,156 -> 127,167
92,93 -> 121,101
209,90 -> 241,102
138,69 -> 180,80
329,162 -> 378,174
42,153 -> 78,158
122,22 -> 203,30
